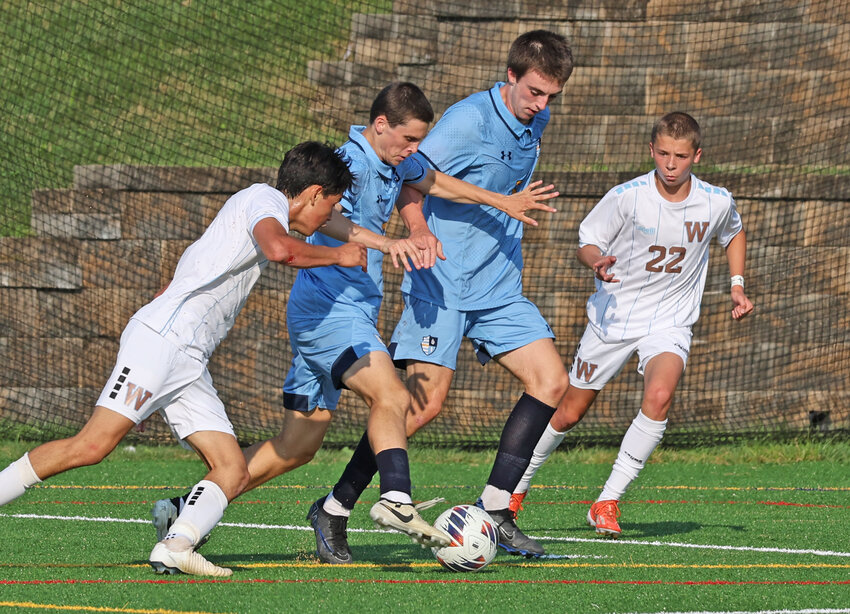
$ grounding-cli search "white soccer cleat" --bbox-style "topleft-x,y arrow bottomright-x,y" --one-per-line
369,499 -> 451,548
151,499 -> 178,542
149,541 -> 232,577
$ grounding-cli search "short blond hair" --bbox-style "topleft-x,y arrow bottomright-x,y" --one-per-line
651,112 -> 701,150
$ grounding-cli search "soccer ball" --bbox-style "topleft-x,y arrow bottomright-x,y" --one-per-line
431,505 -> 499,572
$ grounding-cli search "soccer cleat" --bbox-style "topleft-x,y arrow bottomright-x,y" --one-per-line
369,499 -> 451,548
509,491 -> 527,516
587,500 -> 622,538
151,497 -> 210,549
149,541 -> 232,577
306,497 -> 352,564
485,507 -> 545,558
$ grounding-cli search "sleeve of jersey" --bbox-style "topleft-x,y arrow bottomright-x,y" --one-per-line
717,196 -> 744,247
247,195 -> 290,235
417,104 -> 485,176
578,190 -> 624,253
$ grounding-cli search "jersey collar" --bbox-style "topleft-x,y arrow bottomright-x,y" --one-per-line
348,125 -> 396,180
488,82 -> 548,140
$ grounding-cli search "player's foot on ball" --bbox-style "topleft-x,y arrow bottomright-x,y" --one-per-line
587,499 -> 622,538
369,499 -> 451,548
149,541 -> 232,577
509,491 -> 527,516
151,497 -> 211,549
307,496 -> 352,564
486,507 -> 545,558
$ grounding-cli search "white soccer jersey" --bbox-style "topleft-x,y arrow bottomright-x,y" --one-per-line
132,182 -> 290,360
579,171 -> 742,341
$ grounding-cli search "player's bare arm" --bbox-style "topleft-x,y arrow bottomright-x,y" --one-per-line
578,244 -> 620,283
253,217 -> 368,271
318,207 -> 426,272
411,170 -> 558,226
725,230 -> 753,320
396,184 -> 445,268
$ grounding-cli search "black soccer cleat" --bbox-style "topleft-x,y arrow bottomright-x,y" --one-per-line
485,507 -> 545,558
307,496 -> 353,564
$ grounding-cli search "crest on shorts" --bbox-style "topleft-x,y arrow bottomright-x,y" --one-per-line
420,335 -> 438,355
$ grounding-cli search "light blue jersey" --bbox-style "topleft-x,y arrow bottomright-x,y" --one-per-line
400,82 -> 548,310
286,125 -> 426,322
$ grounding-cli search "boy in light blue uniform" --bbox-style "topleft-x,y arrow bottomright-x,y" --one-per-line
150,82 -> 560,562
324,31 -> 575,560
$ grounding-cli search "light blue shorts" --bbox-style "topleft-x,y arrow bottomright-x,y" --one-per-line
389,294 -> 554,370
283,310 -> 390,411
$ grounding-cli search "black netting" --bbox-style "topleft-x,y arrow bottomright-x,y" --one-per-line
1,0 -> 848,447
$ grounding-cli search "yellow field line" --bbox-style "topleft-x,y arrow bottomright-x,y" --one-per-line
0,602 -> 229,614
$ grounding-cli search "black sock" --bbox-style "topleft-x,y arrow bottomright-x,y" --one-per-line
331,431 -> 378,509
486,393 -> 557,492
375,447 -> 411,497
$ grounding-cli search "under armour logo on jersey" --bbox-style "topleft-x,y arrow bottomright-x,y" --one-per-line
108,366 -> 153,411
500,151 -> 512,160
421,335 -> 438,355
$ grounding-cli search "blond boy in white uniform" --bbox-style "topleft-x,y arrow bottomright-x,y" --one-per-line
510,112 -> 754,537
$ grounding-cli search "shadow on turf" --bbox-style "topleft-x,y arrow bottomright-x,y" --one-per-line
552,520 -> 707,538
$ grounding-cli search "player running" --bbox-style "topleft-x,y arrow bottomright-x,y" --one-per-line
310,30 -> 575,561
510,111 -> 754,537
0,141 -> 428,576
149,82 -> 560,560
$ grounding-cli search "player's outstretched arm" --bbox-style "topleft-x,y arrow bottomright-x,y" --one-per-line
578,244 -> 619,283
410,170 -> 558,226
253,217 -> 368,271
317,208 -> 427,272
725,230 -> 754,320
396,184 -> 445,269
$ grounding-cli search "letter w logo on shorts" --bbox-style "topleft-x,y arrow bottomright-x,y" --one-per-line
574,357 -> 598,383
124,383 -> 153,411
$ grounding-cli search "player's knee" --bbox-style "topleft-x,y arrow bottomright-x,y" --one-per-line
528,369 -> 569,407
68,438 -> 111,468
642,386 -> 674,416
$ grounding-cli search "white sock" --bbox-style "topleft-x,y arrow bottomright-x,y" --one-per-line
165,479 -> 228,548
0,453 -> 42,506
380,490 -> 412,505
322,492 -> 351,517
599,409 -> 666,502
515,423 -> 569,495
479,484 -> 510,511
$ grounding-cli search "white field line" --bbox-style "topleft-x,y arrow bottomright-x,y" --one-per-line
626,610 -> 850,614
3,512 -> 850,559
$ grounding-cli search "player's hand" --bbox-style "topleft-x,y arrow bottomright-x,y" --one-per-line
336,243 -> 369,272
731,286 -> 753,320
382,237 -> 429,272
406,227 -> 445,269
499,180 -> 559,226
593,255 -> 619,282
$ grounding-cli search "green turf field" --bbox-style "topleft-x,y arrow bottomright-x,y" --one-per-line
1,441 -> 848,613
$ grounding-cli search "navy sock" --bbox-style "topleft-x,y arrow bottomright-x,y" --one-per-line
375,447 -> 411,497
331,431 -> 378,509
486,393 -> 557,492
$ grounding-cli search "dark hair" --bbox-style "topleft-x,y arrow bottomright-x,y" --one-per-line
507,30 -> 573,84
276,141 -> 353,198
651,112 -> 702,150
369,82 -> 434,126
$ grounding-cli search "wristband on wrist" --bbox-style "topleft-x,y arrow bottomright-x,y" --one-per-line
730,275 -> 745,289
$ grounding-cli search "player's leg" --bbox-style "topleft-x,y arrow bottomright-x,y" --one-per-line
0,406 -> 133,506
591,328 -> 690,538
473,337 -> 566,557
342,351 -> 450,548
512,385 -> 598,513
150,429 -> 247,577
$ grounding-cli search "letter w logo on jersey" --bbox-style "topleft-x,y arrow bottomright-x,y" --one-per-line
574,357 -> 598,383
124,383 -> 153,411
684,221 -> 709,242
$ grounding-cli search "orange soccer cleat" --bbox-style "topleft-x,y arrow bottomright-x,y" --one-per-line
587,500 -> 622,538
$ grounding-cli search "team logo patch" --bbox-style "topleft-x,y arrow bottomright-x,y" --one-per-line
421,335 -> 438,356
